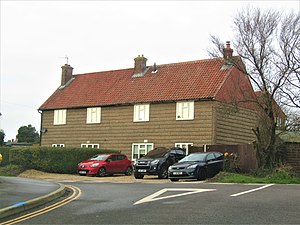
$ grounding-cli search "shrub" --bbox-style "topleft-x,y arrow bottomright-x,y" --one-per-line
0,147 -> 10,166
9,147 -> 120,174
223,152 -> 240,172
0,164 -> 25,176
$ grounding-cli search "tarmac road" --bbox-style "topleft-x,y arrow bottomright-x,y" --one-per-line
2,179 -> 299,224
0,176 -> 65,219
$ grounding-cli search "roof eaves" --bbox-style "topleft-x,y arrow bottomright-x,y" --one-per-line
38,97 -> 215,111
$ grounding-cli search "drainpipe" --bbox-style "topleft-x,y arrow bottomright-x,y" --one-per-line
37,109 -> 43,146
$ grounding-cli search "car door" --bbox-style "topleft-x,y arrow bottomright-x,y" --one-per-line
176,149 -> 186,161
117,155 -> 127,172
167,150 -> 177,166
205,153 -> 217,177
105,155 -> 118,173
213,152 -> 224,172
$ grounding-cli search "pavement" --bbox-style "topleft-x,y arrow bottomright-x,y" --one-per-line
0,176 -> 66,220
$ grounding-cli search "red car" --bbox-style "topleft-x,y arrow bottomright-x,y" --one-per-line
77,153 -> 133,177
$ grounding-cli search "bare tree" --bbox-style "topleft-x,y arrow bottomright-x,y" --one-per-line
209,7 -> 300,169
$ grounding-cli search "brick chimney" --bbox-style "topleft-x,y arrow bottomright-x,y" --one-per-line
133,55 -> 148,77
61,64 -> 73,86
223,41 -> 233,60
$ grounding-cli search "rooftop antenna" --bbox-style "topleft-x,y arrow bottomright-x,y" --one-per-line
59,55 -> 69,64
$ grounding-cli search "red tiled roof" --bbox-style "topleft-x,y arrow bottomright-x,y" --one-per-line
39,58 -> 235,110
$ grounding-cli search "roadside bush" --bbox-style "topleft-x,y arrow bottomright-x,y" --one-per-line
223,152 -> 240,172
9,147 -> 120,174
0,147 -> 10,166
0,164 -> 25,176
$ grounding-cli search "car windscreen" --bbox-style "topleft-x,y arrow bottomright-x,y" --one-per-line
179,153 -> 207,162
144,147 -> 169,158
90,155 -> 109,161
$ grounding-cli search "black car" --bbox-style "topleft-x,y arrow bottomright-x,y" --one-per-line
134,147 -> 186,179
168,152 -> 224,181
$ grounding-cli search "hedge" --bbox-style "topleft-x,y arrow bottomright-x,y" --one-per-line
3,147 -> 120,174
0,147 -> 10,166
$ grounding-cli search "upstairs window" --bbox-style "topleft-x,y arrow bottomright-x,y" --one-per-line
133,104 -> 150,122
87,107 -> 101,124
54,109 -> 67,125
176,101 -> 194,120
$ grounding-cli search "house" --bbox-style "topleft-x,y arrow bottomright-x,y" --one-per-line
39,42 -> 259,160
254,91 -> 287,130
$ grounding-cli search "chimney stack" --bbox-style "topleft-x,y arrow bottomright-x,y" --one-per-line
223,41 -> 233,60
61,64 -> 73,86
133,55 -> 147,77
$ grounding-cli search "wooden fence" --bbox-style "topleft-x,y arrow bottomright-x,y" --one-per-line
189,144 -> 258,173
189,143 -> 300,175
285,143 -> 300,176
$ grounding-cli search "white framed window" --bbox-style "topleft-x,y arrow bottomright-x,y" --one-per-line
175,143 -> 193,154
52,144 -> 65,147
53,109 -> 67,125
133,104 -> 150,122
81,144 -> 100,148
276,117 -> 282,127
87,107 -> 101,124
132,143 -> 153,160
176,101 -> 194,120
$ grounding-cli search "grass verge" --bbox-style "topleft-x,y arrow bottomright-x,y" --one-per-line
210,171 -> 300,184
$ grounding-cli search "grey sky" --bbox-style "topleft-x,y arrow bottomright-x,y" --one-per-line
1,1 -> 299,141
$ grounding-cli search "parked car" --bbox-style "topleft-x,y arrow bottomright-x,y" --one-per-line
168,152 -> 224,181
134,147 -> 186,179
77,153 -> 133,177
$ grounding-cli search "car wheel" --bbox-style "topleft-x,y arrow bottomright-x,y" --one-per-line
158,166 -> 168,179
197,168 -> 207,181
170,178 -> 179,182
98,167 -> 106,177
134,173 -> 144,179
125,167 -> 133,176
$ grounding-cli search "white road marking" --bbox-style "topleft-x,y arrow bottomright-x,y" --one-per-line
134,188 -> 216,205
230,184 -> 274,197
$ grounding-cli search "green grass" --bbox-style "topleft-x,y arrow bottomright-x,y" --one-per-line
210,171 -> 300,184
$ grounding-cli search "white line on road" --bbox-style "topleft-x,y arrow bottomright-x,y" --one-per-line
134,188 -> 216,205
230,184 -> 274,197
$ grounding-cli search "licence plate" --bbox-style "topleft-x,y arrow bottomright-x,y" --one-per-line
79,171 -> 87,174
173,171 -> 183,175
138,169 -> 147,172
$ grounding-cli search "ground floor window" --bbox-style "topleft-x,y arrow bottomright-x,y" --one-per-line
132,143 -> 154,161
52,144 -> 65,147
81,144 -> 100,148
175,143 -> 193,154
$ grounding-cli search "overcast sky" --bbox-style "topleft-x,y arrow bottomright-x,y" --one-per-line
0,1 -> 299,141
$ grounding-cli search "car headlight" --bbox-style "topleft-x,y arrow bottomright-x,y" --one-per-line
151,159 -> 159,165
187,164 -> 197,169
90,163 -> 100,168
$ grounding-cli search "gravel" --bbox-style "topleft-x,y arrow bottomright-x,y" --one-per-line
18,169 -> 170,183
